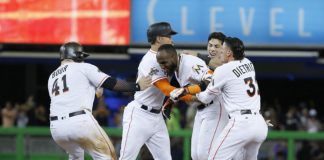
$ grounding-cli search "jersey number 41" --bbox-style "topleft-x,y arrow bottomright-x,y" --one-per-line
51,74 -> 69,96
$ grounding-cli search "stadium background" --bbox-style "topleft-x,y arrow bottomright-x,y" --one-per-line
1,0 -> 324,159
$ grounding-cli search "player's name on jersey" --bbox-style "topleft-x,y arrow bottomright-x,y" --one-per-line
232,62 -> 255,78
51,65 -> 68,78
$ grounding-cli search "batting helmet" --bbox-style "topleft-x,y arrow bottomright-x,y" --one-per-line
224,37 -> 245,60
60,42 -> 89,62
147,22 -> 177,43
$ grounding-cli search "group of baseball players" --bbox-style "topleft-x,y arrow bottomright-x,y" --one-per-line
48,21 -> 269,160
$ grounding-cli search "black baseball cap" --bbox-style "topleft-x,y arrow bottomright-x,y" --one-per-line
147,22 -> 177,43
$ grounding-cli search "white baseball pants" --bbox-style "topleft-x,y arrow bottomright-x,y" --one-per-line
191,101 -> 229,160
50,109 -> 116,160
208,111 -> 268,160
119,101 -> 171,160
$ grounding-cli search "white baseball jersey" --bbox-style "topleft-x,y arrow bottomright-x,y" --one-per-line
175,54 -> 208,87
134,49 -> 169,108
48,62 -> 108,115
197,58 -> 260,113
119,49 -> 172,160
197,58 -> 267,160
176,54 -> 229,160
48,61 -> 116,160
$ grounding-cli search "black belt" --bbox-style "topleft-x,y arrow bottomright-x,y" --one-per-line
240,109 -> 252,115
197,101 -> 214,111
50,110 -> 86,121
141,105 -> 161,114
228,109 -> 255,119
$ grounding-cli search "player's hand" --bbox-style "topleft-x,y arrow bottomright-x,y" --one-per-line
162,98 -> 173,120
138,76 -> 152,90
201,71 -> 212,82
265,119 -> 274,127
96,87 -> 104,98
170,88 -> 186,102
181,50 -> 198,57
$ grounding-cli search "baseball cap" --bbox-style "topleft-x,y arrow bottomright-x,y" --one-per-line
147,22 -> 177,43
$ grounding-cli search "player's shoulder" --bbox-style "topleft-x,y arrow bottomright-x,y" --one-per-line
181,54 -> 207,66
140,50 -> 159,66
228,58 -> 251,66
242,57 -> 252,63
215,61 -> 234,73
71,62 -> 99,72
80,62 -> 96,67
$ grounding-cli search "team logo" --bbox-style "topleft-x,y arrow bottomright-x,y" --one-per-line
192,64 -> 204,74
149,67 -> 159,76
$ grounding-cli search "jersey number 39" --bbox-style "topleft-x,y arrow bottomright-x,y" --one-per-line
52,74 -> 69,96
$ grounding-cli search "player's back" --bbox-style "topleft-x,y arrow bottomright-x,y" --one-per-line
134,50 -> 168,108
48,62 -> 104,116
216,58 -> 260,113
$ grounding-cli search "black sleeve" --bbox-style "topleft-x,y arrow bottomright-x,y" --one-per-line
197,53 -> 211,65
198,81 -> 208,91
101,77 -> 140,92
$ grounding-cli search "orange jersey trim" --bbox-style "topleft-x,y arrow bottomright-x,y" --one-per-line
154,78 -> 193,102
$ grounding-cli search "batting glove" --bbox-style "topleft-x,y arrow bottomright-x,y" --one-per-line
266,119 -> 274,127
201,71 -> 212,82
170,88 -> 185,102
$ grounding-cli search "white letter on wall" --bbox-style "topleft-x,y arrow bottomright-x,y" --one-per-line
210,7 -> 224,32
147,0 -> 157,24
239,7 -> 255,36
270,8 -> 284,37
181,6 -> 194,35
298,8 -> 311,37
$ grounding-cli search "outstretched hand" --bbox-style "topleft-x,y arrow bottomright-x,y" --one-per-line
96,87 -> 104,98
170,88 -> 186,102
162,98 -> 173,120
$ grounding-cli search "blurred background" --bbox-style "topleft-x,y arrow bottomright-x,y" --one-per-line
0,0 -> 324,160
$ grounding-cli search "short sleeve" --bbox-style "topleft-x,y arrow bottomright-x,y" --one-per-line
189,58 -> 210,82
83,63 -> 109,88
139,56 -> 167,83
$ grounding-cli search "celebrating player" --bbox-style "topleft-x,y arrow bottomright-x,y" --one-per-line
194,37 -> 268,159
156,43 -> 228,160
182,32 -> 227,71
48,42 -> 151,160
119,22 -> 199,160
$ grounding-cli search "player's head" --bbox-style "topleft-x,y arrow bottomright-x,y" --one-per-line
207,32 -> 226,57
60,42 -> 89,62
156,44 -> 178,75
223,37 -> 245,61
147,22 -> 177,45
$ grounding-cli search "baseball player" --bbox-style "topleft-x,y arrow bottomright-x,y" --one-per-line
119,22 -> 197,160
48,42 -> 151,160
182,32 -> 227,71
156,44 -> 228,160
194,37 -> 268,159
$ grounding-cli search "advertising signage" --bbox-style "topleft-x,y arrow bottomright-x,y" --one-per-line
0,0 -> 130,45
131,0 -> 324,46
